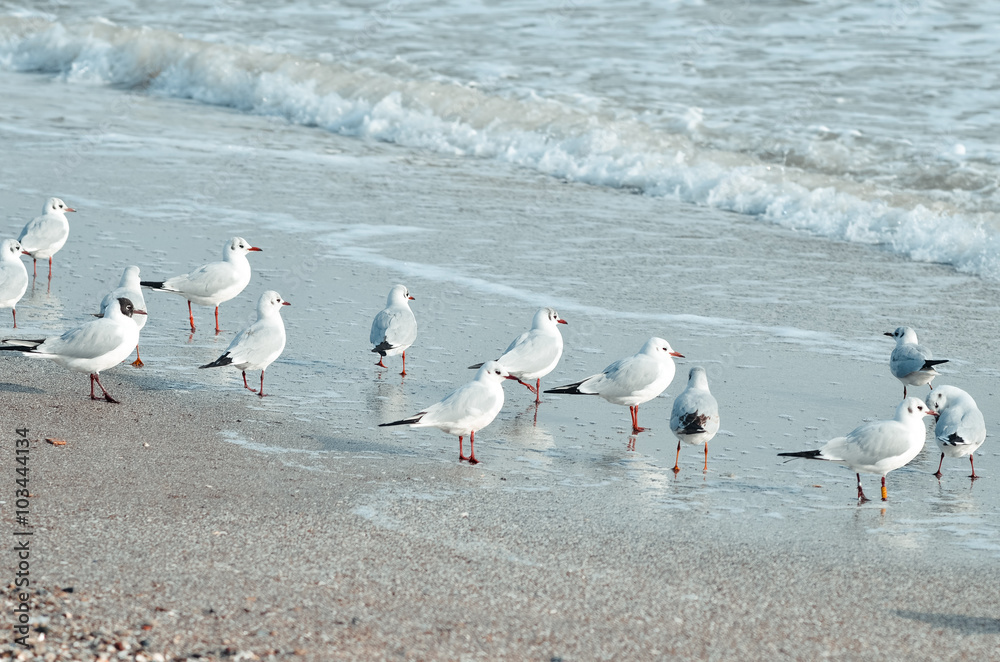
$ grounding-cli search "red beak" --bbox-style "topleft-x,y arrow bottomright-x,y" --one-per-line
928,410 -> 939,417
408,296 -> 415,300
670,351 -> 684,358
557,319 -> 568,324
21,250 -> 31,256
282,301 -> 291,306
65,207 -> 76,212
248,246 -> 262,252
133,309 -> 148,316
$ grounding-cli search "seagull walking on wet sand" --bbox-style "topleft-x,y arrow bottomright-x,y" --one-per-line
778,398 -> 937,503
17,197 -> 75,280
380,361 -> 509,464
670,366 -> 720,473
141,236 -> 261,334
470,307 -> 567,404
925,385 -> 986,479
545,337 -> 683,433
370,284 -> 417,375
98,266 -> 147,367
199,290 -> 290,397
0,297 -> 146,403
0,239 -> 29,328
885,326 -> 948,397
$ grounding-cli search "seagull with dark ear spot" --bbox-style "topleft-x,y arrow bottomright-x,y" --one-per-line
0,239 -> 29,328
0,297 -> 146,403
18,197 -> 75,281
98,266 -> 147,367
670,366 -> 720,474
370,284 -> 417,376
200,290 -> 290,397
885,326 -> 948,397
925,386 -> 986,480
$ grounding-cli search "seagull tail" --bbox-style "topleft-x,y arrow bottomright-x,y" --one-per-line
0,339 -> 44,351
379,413 -> 425,427
140,280 -> 168,291
199,353 -> 233,369
923,359 -> 949,369
544,379 -> 589,395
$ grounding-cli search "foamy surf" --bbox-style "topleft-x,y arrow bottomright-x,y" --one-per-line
3,16 -> 1000,279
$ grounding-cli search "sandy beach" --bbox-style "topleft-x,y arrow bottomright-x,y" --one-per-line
1,28 -> 1000,660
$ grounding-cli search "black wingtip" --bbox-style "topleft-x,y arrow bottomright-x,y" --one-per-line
371,341 -> 393,356
467,362 -> 485,370
923,359 -> 949,369
543,380 -> 588,395
379,415 -> 423,427
140,280 -> 165,290
199,353 -> 234,369
777,449 -> 823,459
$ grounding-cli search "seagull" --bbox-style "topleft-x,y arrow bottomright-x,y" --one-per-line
0,239 -> 29,328
669,366 -> 720,473
0,297 -> 146,403
98,266 -> 147,367
370,284 -> 417,375
141,236 -> 261,333
885,327 -> 948,397
469,307 -> 567,403
925,385 -> 986,479
17,197 -> 75,280
199,290 -> 290,397
380,361 -> 509,464
544,337 -> 683,433
778,398 -> 937,503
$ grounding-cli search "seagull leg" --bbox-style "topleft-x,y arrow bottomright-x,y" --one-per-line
535,379 -> 541,404
48,256 -> 53,280
400,351 -> 407,377
214,306 -> 222,334
90,373 -> 120,404
258,371 -> 267,397
375,356 -> 387,368
903,386 -> 907,398
880,476 -> 888,501
856,473 -> 869,504
187,301 -> 196,332
933,453 -> 944,479
704,443 -> 709,472
672,439 -> 681,474
32,258 -> 37,279
970,455 -> 978,480
630,406 -> 645,433
131,345 -> 144,368
458,435 -> 467,462
468,430 -> 479,465
11,308 -> 16,329
242,371 -> 258,394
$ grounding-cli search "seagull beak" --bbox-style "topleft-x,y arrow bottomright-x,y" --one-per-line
928,409 -> 939,417
557,319 -> 568,325
65,207 -> 76,212
408,296 -> 415,300
883,332 -> 894,337
282,301 -> 291,306
133,309 -> 148,315
248,246 -> 262,252
21,250 -> 30,256
670,351 -> 684,358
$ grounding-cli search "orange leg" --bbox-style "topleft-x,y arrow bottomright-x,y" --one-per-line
630,406 -> 645,433
672,439 -> 681,474
400,350 -> 407,376
468,430 -> 479,464
970,455 -> 978,480
187,301 -> 196,332
703,443 -> 709,472
131,345 -> 144,368
48,256 -> 53,280
881,476 -> 888,501
376,356 -> 387,368
214,306 -> 221,334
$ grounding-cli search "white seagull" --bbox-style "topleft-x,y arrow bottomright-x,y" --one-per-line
778,397 -> 937,503
141,236 -> 261,333
17,197 -> 76,280
470,307 -> 567,403
545,337 -> 683,433
885,326 -> 948,397
370,284 -> 417,375
98,266 -> 147,367
0,239 -> 29,328
199,290 -> 290,397
380,360 -> 509,464
0,297 -> 146,403
925,385 -> 987,480
669,366 -> 721,473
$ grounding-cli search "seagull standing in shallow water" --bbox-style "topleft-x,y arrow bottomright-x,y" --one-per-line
469,307 -> 567,403
0,297 -> 146,403
99,266 -> 147,367
370,284 -> 417,376
545,337 -> 683,433
778,397 -> 937,503
925,385 -> 986,479
0,239 -> 29,328
380,361 -> 509,464
200,290 -> 290,397
885,326 -> 948,397
17,197 -> 75,280
141,236 -> 261,334
669,366 -> 720,473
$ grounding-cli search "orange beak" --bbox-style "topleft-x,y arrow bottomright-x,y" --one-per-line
670,351 -> 684,358
408,296 -> 415,300
248,246 -> 262,252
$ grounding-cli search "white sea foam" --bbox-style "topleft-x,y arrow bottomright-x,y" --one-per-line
3,17 -> 1000,279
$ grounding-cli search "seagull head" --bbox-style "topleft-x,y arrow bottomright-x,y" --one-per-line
884,326 -> 917,344
475,360 -> 510,383
119,265 -> 141,288
898,397 -> 937,420
925,385 -> 968,414
643,337 -> 684,359
226,236 -> 262,258
115,297 -> 147,319
44,197 -> 75,215
1,239 -> 24,261
687,366 -> 710,390
258,290 -> 291,316
534,307 -> 567,329
387,284 -> 413,305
